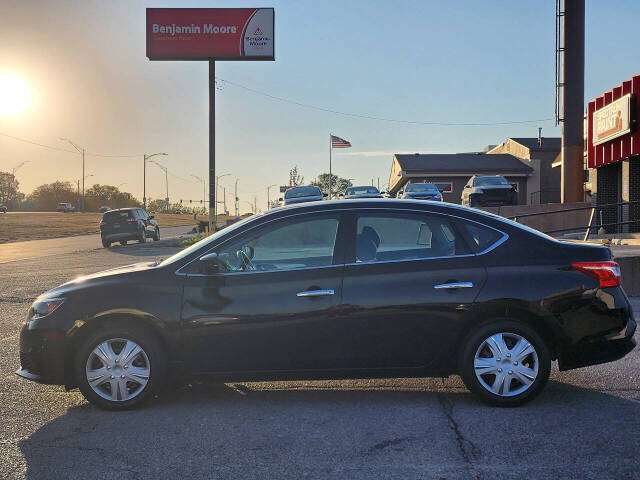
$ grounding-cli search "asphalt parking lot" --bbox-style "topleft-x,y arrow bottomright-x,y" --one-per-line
1,242 -> 640,479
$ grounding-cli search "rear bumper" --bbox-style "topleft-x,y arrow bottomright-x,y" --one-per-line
558,316 -> 637,370
15,323 -> 67,385
102,231 -> 138,241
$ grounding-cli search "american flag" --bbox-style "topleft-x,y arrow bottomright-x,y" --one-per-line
331,135 -> 351,148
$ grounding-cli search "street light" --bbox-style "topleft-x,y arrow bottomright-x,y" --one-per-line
11,161 -> 29,176
215,173 -> 230,230
117,182 -> 127,189
148,159 -> 169,212
143,153 -> 167,210
266,184 -> 276,210
191,175 -> 206,214
60,138 -> 86,212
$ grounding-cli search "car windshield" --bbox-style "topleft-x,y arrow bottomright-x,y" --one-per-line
474,177 -> 509,186
405,183 -> 439,193
346,186 -> 379,195
158,213 -> 261,266
285,186 -> 321,198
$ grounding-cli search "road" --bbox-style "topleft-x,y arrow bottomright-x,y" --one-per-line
0,225 -> 195,264
1,242 -> 640,479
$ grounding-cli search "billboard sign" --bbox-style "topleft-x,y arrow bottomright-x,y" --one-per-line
146,8 -> 274,61
593,93 -> 632,146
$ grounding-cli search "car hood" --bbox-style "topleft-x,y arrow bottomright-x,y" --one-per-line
43,261 -> 158,297
284,196 -> 323,205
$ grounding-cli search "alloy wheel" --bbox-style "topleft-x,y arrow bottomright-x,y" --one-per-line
473,332 -> 539,397
85,338 -> 150,402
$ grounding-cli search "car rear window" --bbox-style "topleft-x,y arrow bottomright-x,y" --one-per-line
103,211 -> 133,223
285,186 -> 321,198
463,222 -> 503,252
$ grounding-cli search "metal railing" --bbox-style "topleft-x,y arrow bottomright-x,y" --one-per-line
509,200 -> 640,241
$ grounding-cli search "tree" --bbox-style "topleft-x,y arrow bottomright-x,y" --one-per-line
147,198 -> 166,213
28,181 -> 76,211
311,173 -> 353,197
85,184 -> 141,211
0,172 -> 24,209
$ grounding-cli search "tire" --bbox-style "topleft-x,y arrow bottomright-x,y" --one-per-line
459,320 -> 550,407
138,228 -> 146,243
101,238 -> 111,248
153,228 -> 160,241
120,240 -> 127,246
74,324 -> 166,410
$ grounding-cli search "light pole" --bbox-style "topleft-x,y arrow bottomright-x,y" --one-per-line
60,138 -> 86,212
117,182 -> 127,189
191,175 -> 206,215
80,174 -> 93,210
266,184 -> 276,210
149,160 -> 169,212
11,161 -> 29,176
143,153 -> 167,210
234,179 -> 239,218
215,173 -> 230,230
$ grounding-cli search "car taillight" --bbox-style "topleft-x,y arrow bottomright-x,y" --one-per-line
571,261 -> 621,288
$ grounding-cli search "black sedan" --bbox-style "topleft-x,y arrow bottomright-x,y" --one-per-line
17,199 -> 635,409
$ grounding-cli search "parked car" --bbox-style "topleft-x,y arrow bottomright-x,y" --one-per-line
99,206 -> 111,213
462,175 -> 517,207
344,186 -> 383,199
0,204 -> 7,213
283,185 -> 324,205
99,207 -> 159,248
16,199 -> 635,409
56,203 -> 76,213
398,182 -> 443,201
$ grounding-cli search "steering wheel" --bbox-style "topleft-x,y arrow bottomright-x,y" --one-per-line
237,249 -> 255,271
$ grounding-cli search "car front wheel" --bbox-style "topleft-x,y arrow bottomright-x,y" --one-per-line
75,325 -> 165,410
459,320 -> 550,407
153,228 -> 160,241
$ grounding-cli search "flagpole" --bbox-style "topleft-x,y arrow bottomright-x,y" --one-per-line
329,133 -> 332,200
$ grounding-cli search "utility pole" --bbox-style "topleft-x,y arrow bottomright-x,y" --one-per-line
143,153 -> 167,210
558,0 -> 585,203
215,173 -> 230,225
223,186 -> 227,215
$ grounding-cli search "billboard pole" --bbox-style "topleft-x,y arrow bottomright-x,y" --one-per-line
209,60 -> 216,234
329,134 -> 332,200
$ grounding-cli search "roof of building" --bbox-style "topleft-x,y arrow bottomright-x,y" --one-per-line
509,137 -> 561,152
394,152 -> 533,174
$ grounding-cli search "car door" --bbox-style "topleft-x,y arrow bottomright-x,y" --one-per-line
339,209 -> 487,370
180,212 -> 349,374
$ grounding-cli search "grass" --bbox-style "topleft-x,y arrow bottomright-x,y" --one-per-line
182,235 -> 204,246
0,212 -> 197,243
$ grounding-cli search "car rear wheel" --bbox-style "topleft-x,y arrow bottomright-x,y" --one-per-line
75,325 -> 165,410
101,238 -> 111,248
120,240 -> 127,246
153,228 -> 160,241
459,320 -> 550,407
138,228 -> 146,243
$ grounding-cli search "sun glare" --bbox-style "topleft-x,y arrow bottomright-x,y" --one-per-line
0,73 -> 32,115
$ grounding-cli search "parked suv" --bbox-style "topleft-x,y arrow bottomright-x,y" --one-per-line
461,175 -> 517,207
56,203 -> 76,213
100,208 -> 159,248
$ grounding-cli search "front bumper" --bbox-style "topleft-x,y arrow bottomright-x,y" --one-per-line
15,322 -> 67,385
558,316 -> 637,371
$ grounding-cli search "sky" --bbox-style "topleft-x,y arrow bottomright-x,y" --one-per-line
0,0 -> 639,213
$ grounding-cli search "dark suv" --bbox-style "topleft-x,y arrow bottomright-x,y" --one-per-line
100,208 -> 159,248
461,175 -> 517,207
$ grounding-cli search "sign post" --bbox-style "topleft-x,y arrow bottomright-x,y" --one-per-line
146,8 -> 274,233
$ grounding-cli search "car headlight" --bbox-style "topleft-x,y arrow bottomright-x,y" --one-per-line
30,298 -> 65,320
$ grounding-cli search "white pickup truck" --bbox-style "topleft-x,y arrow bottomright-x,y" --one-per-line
56,203 -> 76,213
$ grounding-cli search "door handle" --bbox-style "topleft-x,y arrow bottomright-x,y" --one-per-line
434,282 -> 473,290
296,289 -> 335,297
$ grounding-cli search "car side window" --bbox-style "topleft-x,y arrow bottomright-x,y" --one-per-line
463,222 -> 503,252
354,213 -> 469,263
214,215 -> 341,273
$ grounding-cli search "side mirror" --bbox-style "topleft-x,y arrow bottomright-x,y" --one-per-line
149,215 -> 155,219
323,193 -> 328,198
278,197 -> 283,202
398,190 -> 403,196
464,185 -> 470,189
199,252 -> 225,273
